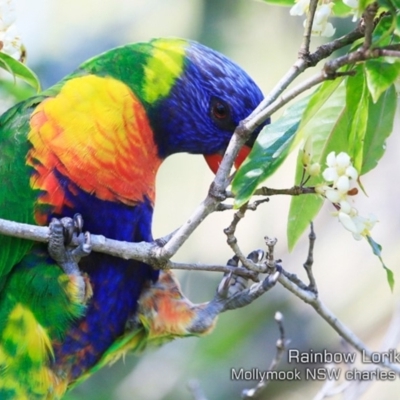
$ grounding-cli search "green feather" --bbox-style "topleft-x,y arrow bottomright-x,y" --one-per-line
0,98 -> 41,290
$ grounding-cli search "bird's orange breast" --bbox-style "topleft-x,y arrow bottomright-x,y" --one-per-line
27,75 -> 162,224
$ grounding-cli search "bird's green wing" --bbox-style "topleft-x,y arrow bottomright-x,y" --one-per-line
0,97 -> 44,290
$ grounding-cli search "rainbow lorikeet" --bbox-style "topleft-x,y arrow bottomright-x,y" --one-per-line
0,37 -> 266,399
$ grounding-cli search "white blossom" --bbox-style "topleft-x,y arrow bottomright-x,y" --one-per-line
325,187 -> 342,203
311,3 -> 336,37
318,151 -> 377,240
338,211 -> 377,240
290,0 -> 310,16
322,151 -> 356,185
319,22 -> 336,38
343,0 -> 359,21
0,0 -> 16,30
339,200 -> 352,214
343,0 -> 358,7
0,0 -> 21,60
0,24 -> 21,59
336,175 -> 350,194
291,0 -> 336,38
336,152 -> 351,169
345,165 -> 358,180
322,166 -> 338,183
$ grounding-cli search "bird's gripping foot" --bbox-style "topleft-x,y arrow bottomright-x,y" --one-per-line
187,250 -> 280,334
48,214 -> 93,303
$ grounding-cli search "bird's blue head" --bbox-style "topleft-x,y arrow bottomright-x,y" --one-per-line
146,39 -> 266,173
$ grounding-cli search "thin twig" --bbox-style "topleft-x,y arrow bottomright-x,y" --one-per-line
216,198 -> 270,212
307,24 -> 365,66
245,23 -> 367,130
362,3 -> 379,50
324,43 -> 400,77
242,311 -> 289,399
224,205 -> 266,273
254,186 -> 316,197
264,236 -> 278,271
168,261 -> 259,280
303,223 -> 317,293
380,49 -> 400,58
299,0 -> 319,58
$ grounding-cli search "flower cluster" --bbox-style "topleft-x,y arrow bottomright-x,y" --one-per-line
315,151 -> 377,240
290,0 -> 359,37
290,0 -> 335,37
0,0 -> 22,60
300,138 -> 377,240
319,152 -> 358,204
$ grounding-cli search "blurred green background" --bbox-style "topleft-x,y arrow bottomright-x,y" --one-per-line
7,0 -> 400,398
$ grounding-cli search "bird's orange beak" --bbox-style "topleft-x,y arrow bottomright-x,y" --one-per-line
204,145 -> 251,174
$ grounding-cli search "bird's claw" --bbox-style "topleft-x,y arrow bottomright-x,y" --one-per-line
212,249 -> 279,313
48,214 -> 92,303
217,250 -> 265,298
71,231 -> 92,260
49,214 -> 92,263
187,250 -> 279,335
58,213 -> 85,246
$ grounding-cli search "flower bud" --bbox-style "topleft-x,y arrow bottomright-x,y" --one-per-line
307,162 -> 321,177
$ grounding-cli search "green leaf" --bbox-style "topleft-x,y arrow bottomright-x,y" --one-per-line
366,235 -> 394,291
232,97 -> 309,208
288,82 -> 349,250
364,60 -> 400,103
361,85 -> 397,175
0,52 -> 41,92
332,1 -> 353,16
377,0 -> 394,9
392,0 -> 400,8
373,13 -> 399,47
297,78 -> 344,134
347,66 -> 369,172
0,79 -> 36,103
287,158 -> 324,251
259,0 -> 295,6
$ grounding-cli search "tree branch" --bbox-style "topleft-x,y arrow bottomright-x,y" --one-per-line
0,217 -> 260,280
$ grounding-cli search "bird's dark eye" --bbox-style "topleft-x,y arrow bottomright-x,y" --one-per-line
212,101 -> 228,119
210,97 -> 235,131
